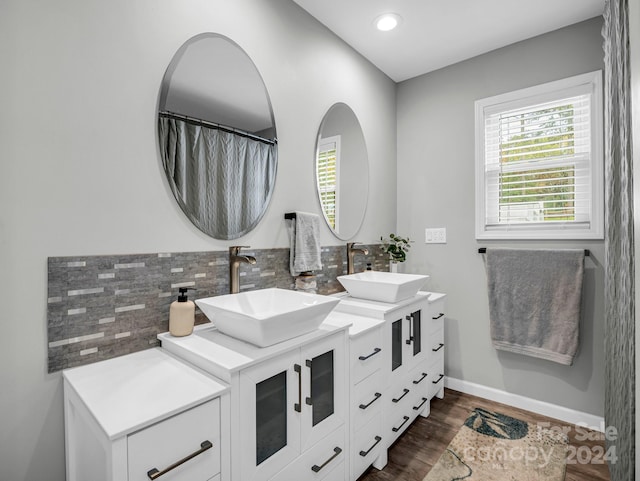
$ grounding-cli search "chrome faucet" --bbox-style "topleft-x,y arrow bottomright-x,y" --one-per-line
347,242 -> 369,275
229,246 -> 257,294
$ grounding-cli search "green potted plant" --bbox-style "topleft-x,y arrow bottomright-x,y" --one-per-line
380,233 -> 413,272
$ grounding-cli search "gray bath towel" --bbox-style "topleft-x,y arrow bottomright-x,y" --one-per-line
486,248 -> 584,365
286,212 -> 323,276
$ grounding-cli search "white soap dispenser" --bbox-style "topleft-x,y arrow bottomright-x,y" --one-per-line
169,287 -> 195,337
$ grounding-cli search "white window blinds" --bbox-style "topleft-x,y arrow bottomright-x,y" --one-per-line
475,71 -> 603,239
316,136 -> 340,230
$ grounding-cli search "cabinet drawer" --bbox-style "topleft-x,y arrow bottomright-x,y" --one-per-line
386,405 -> 415,446
273,426 -> 346,481
427,359 -> 445,401
427,331 -> 444,367
352,417 -> 384,479
352,371 -> 383,432
410,390 -> 430,417
385,381 -> 418,443
428,311 -> 445,336
428,327 -> 444,355
387,379 -> 415,414
351,328 -> 383,385
127,399 -> 220,481
408,364 -> 430,399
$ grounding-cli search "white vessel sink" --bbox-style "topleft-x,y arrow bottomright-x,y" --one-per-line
337,271 -> 429,303
195,288 -> 340,347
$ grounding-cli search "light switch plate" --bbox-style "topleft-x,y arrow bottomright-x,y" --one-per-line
425,228 -> 446,244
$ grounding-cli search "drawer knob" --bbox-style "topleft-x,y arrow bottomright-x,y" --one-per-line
147,440 -> 213,479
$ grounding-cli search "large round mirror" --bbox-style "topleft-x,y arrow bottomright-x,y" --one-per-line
158,33 -> 277,240
315,103 -> 369,239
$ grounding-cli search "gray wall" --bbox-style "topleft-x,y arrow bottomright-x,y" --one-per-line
397,17 -> 606,416
0,1 -> 396,479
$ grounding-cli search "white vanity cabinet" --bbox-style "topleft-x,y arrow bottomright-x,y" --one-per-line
324,311 -> 387,481
335,292 -> 446,455
426,294 -> 446,401
159,323 -> 349,481
63,348 -> 230,481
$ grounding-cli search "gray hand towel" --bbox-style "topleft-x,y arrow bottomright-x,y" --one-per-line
486,248 -> 584,365
286,212 -> 323,276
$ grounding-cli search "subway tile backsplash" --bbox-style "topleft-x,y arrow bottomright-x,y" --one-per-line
47,245 -> 388,372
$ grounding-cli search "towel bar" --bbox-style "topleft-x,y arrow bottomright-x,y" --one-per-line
477,247 -> 590,256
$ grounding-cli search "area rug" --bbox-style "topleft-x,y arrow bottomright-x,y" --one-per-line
423,408 -> 569,481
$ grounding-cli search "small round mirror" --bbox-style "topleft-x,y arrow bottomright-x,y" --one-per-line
315,103 -> 369,239
158,33 -> 277,240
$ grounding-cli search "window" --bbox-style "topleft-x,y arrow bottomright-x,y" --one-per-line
475,71 -> 603,239
316,135 -> 340,230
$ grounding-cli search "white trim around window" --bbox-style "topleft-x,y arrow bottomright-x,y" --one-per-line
475,70 -> 604,240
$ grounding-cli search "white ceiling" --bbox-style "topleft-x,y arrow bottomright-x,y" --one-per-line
292,0 -> 605,82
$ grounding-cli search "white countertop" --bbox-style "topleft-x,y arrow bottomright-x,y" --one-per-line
158,321 -> 349,382
335,291 -> 446,318
63,348 -> 229,440
322,310 -> 386,338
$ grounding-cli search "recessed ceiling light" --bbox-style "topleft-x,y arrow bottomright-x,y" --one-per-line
375,13 -> 402,32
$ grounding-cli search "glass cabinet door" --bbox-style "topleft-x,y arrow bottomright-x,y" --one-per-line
411,310 -> 422,357
309,350 -> 334,426
256,371 -> 288,465
300,334 -> 346,452
391,318 -> 402,371
240,351 -> 300,481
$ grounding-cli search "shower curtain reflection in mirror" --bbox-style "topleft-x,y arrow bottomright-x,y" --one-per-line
159,115 -> 277,240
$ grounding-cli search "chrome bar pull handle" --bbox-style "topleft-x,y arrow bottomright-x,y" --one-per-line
359,392 -> 382,410
358,347 -> 381,361
359,436 -> 382,457
147,440 -> 212,479
392,388 -> 410,403
311,447 -> 342,473
432,343 -> 444,352
294,364 -> 302,412
392,416 -> 410,432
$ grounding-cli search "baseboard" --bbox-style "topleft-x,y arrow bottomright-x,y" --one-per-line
445,376 -> 605,432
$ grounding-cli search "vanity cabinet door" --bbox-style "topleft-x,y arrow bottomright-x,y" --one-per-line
300,334 -> 346,452
387,304 -> 429,378
407,308 -> 429,369
239,331 -> 346,481
239,351 -> 301,481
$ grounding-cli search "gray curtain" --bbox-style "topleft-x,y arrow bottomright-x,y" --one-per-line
603,1 -> 635,479
159,117 -> 277,239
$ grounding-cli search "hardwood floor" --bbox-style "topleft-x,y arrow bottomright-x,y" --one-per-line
357,389 -> 611,481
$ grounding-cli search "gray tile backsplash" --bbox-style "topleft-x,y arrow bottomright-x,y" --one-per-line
47,245 -> 388,372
